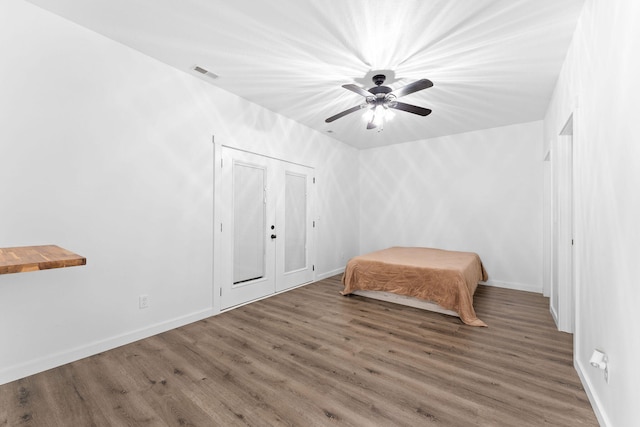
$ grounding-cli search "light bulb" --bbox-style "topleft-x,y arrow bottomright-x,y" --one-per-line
373,105 -> 384,126
362,108 -> 374,122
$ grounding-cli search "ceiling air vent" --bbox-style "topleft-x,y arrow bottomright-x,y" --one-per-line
193,66 -> 218,79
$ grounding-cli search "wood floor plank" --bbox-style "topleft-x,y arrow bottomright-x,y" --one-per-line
0,278 -> 598,426
211,306 -> 460,425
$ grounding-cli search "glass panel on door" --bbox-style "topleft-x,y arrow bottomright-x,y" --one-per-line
284,172 -> 307,273
233,163 -> 266,284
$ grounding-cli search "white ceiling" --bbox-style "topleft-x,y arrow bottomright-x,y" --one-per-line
27,0 -> 585,149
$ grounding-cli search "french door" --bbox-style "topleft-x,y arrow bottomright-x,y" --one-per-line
218,147 -> 314,310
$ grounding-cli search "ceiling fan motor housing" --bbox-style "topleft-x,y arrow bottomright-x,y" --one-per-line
369,86 -> 392,95
366,74 -> 397,108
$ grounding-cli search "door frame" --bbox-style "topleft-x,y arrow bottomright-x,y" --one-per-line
551,114 -> 575,333
212,143 -> 316,313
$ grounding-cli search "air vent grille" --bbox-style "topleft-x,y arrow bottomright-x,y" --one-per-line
193,65 -> 219,79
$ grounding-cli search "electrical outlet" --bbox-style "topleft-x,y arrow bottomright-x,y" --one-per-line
139,294 -> 149,309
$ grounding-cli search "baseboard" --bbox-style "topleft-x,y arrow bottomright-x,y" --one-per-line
0,308 -> 215,386
550,304 -> 559,328
483,279 -> 542,294
575,358 -> 610,426
316,267 -> 344,280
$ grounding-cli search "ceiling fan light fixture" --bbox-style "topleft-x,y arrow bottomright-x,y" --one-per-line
372,105 -> 385,127
362,108 -> 374,122
385,93 -> 397,108
325,74 -> 433,129
363,103 -> 394,126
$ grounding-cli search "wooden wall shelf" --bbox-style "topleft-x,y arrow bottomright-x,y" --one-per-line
0,245 -> 86,275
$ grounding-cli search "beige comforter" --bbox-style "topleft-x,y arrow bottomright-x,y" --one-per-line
342,247 -> 488,327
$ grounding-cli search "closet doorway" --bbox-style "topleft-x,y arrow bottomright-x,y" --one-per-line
551,115 -> 574,333
216,147 -> 315,310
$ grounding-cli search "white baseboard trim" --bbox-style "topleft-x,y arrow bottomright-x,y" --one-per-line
482,279 -> 542,294
575,358 -> 610,426
316,267 -> 345,281
550,304 -> 559,328
0,308 -> 215,386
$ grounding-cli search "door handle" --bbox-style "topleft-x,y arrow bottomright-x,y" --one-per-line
271,234 -> 277,239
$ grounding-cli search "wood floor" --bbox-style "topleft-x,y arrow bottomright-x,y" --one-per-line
0,276 -> 598,426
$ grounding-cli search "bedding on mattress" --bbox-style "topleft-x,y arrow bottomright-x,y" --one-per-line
341,246 -> 488,326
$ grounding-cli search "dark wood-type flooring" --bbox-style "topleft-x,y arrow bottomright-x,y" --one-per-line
0,276 -> 598,426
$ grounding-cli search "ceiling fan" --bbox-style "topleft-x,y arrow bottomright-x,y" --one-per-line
325,74 -> 433,130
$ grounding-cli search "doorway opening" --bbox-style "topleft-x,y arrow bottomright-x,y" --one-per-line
551,115 -> 574,333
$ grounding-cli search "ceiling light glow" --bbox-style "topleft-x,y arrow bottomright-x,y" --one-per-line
362,108 -> 374,122
373,105 -> 385,127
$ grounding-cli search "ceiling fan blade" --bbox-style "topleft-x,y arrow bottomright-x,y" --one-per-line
391,79 -> 433,98
342,84 -> 373,97
325,105 -> 364,123
390,102 -> 432,116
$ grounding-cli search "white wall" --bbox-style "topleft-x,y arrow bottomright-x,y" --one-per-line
544,0 -> 640,425
359,121 -> 543,292
7,2 -> 637,424
0,0 -> 359,385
